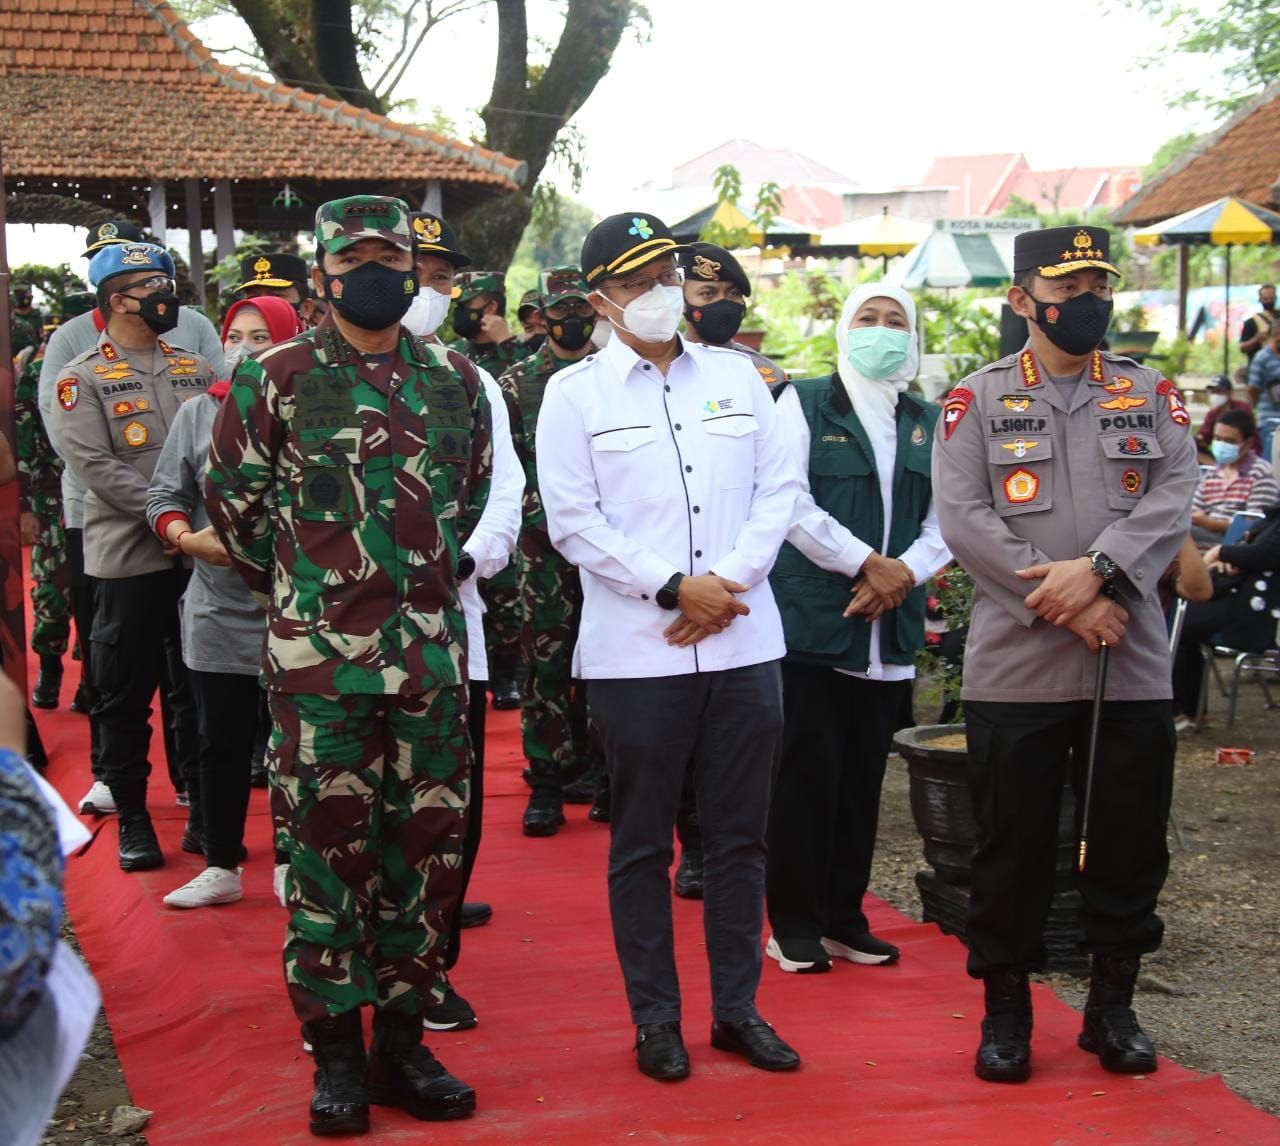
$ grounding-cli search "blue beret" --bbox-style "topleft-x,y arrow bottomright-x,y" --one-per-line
89,242 -> 176,288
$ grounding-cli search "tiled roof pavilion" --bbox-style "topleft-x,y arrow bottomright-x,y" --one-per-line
0,0 -> 525,249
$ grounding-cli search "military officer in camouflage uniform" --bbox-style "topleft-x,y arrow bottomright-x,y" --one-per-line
205,196 -> 490,1137
9,285 -> 43,356
498,266 -> 603,836
516,287 -> 548,351
17,295 -> 96,709
50,244 -> 210,872
933,226 -> 1198,1085
449,269 -> 528,708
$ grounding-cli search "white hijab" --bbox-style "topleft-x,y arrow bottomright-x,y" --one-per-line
834,282 -> 919,442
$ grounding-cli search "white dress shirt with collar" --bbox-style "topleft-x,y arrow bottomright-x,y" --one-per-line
535,334 -> 802,679
459,365 -> 523,682
776,385 -> 952,681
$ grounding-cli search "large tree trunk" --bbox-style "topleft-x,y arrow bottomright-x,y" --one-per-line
312,0 -> 385,112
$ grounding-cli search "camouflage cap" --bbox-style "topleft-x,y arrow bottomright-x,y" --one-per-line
314,195 -> 412,255
454,271 -> 506,303
60,291 -> 97,319
517,288 -> 543,317
539,265 -> 589,307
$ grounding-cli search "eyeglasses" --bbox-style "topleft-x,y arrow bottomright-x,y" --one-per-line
120,275 -> 176,294
601,267 -> 684,299
544,299 -> 596,320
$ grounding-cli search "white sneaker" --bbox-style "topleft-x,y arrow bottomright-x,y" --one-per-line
162,866 -> 243,909
78,780 -> 116,816
273,863 -> 290,907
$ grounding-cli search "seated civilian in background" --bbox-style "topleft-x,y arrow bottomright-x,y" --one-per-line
146,296 -> 302,908
1247,323 -> 1280,457
1194,375 -> 1252,462
1190,409 -> 1279,547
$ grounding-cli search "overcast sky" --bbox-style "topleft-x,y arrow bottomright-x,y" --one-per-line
6,0 -> 1223,270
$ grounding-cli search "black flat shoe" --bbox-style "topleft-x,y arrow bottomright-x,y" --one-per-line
459,902 -> 492,929
634,1021 -> 690,1081
710,1018 -> 800,1071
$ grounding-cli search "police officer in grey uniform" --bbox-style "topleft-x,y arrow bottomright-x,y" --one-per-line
51,242 -> 211,872
932,226 -> 1198,1084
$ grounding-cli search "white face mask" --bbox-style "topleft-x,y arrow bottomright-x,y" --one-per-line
223,341 -> 251,371
589,316 -> 612,349
401,287 -> 453,337
1209,392 -> 1229,408
606,283 -> 684,343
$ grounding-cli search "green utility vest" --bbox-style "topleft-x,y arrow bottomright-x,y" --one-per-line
770,375 -> 939,673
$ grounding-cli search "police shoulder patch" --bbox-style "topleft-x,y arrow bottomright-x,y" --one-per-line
942,386 -> 974,441
57,378 -> 79,410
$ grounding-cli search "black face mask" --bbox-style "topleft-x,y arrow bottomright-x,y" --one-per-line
1030,290 -> 1113,357
321,262 -> 416,332
685,299 -> 746,345
548,314 -> 594,352
524,332 -> 548,354
452,305 -> 485,340
125,291 -> 181,334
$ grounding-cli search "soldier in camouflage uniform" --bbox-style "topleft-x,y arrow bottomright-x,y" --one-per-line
499,266 -> 604,836
9,285 -> 43,356
17,295 -> 95,709
205,196 -> 490,1137
516,287 -> 548,352
449,269 -> 529,708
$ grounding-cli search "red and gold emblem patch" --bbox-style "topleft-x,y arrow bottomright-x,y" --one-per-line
1019,350 -> 1042,387
122,421 -> 149,448
112,401 -> 134,415
1044,305 -> 1060,324
57,379 -> 78,410
1157,378 -> 1191,426
1104,375 -> 1134,394
1004,468 -> 1039,504
943,386 -> 974,440
1122,469 -> 1141,494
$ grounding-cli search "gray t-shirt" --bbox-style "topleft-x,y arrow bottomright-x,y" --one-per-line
145,392 -> 265,675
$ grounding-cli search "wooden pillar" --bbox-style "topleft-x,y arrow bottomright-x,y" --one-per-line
213,180 -> 235,262
422,180 -> 442,214
184,179 -> 205,308
1177,243 -> 1189,338
148,181 -> 167,239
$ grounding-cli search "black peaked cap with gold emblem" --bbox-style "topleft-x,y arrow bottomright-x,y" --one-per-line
677,241 -> 751,297
83,219 -> 146,256
1014,225 -> 1120,279
581,212 -> 689,287
233,252 -> 309,292
408,211 -> 472,268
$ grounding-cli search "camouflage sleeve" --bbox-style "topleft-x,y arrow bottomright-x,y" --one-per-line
14,360 -> 39,514
450,354 -> 492,545
204,359 -> 282,601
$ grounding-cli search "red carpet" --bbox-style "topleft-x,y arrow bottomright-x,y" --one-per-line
27,643 -> 1280,1144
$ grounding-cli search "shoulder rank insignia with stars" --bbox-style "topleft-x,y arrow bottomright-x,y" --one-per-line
1156,378 -> 1191,426
943,386 -> 974,440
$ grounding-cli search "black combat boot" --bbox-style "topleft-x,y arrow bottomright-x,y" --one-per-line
489,649 -> 523,710
975,969 -> 1032,1083
367,1010 -> 475,1121
523,788 -> 565,837
1078,954 -> 1158,1073
563,758 -> 605,804
303,1010 -> 370,1136
31,655 -> 63,709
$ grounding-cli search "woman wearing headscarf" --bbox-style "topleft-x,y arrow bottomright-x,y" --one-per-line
765,282 -> 951,973
146,295 -> 302,908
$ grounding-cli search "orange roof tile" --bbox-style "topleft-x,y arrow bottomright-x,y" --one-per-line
0,0 -> 525,191
1115,82 -> 1280,226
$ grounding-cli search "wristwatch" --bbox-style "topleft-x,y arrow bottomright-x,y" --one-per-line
655,572 -> 685,610
1085,550 -> 1118,582
456,551 -> 476,581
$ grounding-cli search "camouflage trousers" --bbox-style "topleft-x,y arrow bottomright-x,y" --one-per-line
30,511 -> 70,658
520,555 -> 598,785
479,562 -> 525,677
268,687 -> 471,1024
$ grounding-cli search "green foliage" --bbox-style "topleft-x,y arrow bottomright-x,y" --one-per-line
918,291 -> 1002,382
915,565 -> 973,723
1129,0 -> 1280,114
1144,130 -> 1202,180
9,264 -> 87,310
755,269 -> 848,378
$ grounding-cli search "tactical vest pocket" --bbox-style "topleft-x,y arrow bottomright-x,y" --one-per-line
988,436 -> 1053,518
590,424 -> 664,503
1097,431 -> 1164,509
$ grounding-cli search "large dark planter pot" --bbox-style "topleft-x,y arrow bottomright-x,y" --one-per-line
893,723 -> 1088,975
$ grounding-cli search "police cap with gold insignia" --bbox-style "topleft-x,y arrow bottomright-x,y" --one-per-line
1013,225 -> 1121,280
314,195 -> 412,255
232,252 -> 308,292
517,288 -> 543,319
88,242 -> 176,288
408,211 -> 471,269
454,271 -> 506,304
676,241 -> 751,296
539,265 -> 589,308
580,212 -> 689,288
83,219 -> 146,257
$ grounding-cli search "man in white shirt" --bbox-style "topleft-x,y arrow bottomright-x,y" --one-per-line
536,213 -> 804,1081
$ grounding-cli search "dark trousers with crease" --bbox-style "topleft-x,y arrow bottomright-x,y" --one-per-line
589,661 -> 783,1026
444,679 -> 486,973
65,528 -> 102,778
964,699 -> 1174,978
766,664 -> 908,942
189,669 -> 262,870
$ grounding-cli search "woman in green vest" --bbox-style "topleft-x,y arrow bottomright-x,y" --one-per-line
765,282 -> 951,974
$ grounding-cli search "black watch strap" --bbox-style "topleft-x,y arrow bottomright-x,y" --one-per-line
1086,550 -> 1118,582
656,572 -> 685,610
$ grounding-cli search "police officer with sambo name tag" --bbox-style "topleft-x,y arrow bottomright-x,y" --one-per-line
933,226 -> 1197,1085
51,242 -> 211,873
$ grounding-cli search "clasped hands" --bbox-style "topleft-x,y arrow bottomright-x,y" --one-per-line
1016,556 -> 1127,652
843,552 -> 915,621
663,574 -> 750,647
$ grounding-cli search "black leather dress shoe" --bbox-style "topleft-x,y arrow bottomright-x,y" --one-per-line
710,1018 -> 800,1071
70,683 -> 95,714
118,813 -> 164,872
459,902 -> 492,929
491,679 -> 523,710
634,1022 -> 690,1081
673,849 -> 704,899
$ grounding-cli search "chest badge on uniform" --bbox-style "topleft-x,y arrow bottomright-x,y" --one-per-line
135,398 -> 151,411
97,366 -> 135,382
1122,468 -> 1142,493
167,357 -> 200,376
911,424 -> 926,446
1118,435 -> 1150,456
1001,438 -> 1038,458
1098,394 -> 1148,412
122,421 -> 149,448
1104,376 -> 1134,394
999,394 -> 1031,411
112,401 -> 134,415
1004,468 -> 1039,503
703,397 -> 733,415
57,379 -> 78,410
943,386 -> 974,440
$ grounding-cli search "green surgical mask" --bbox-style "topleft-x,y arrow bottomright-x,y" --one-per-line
846,326 -> 911,381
